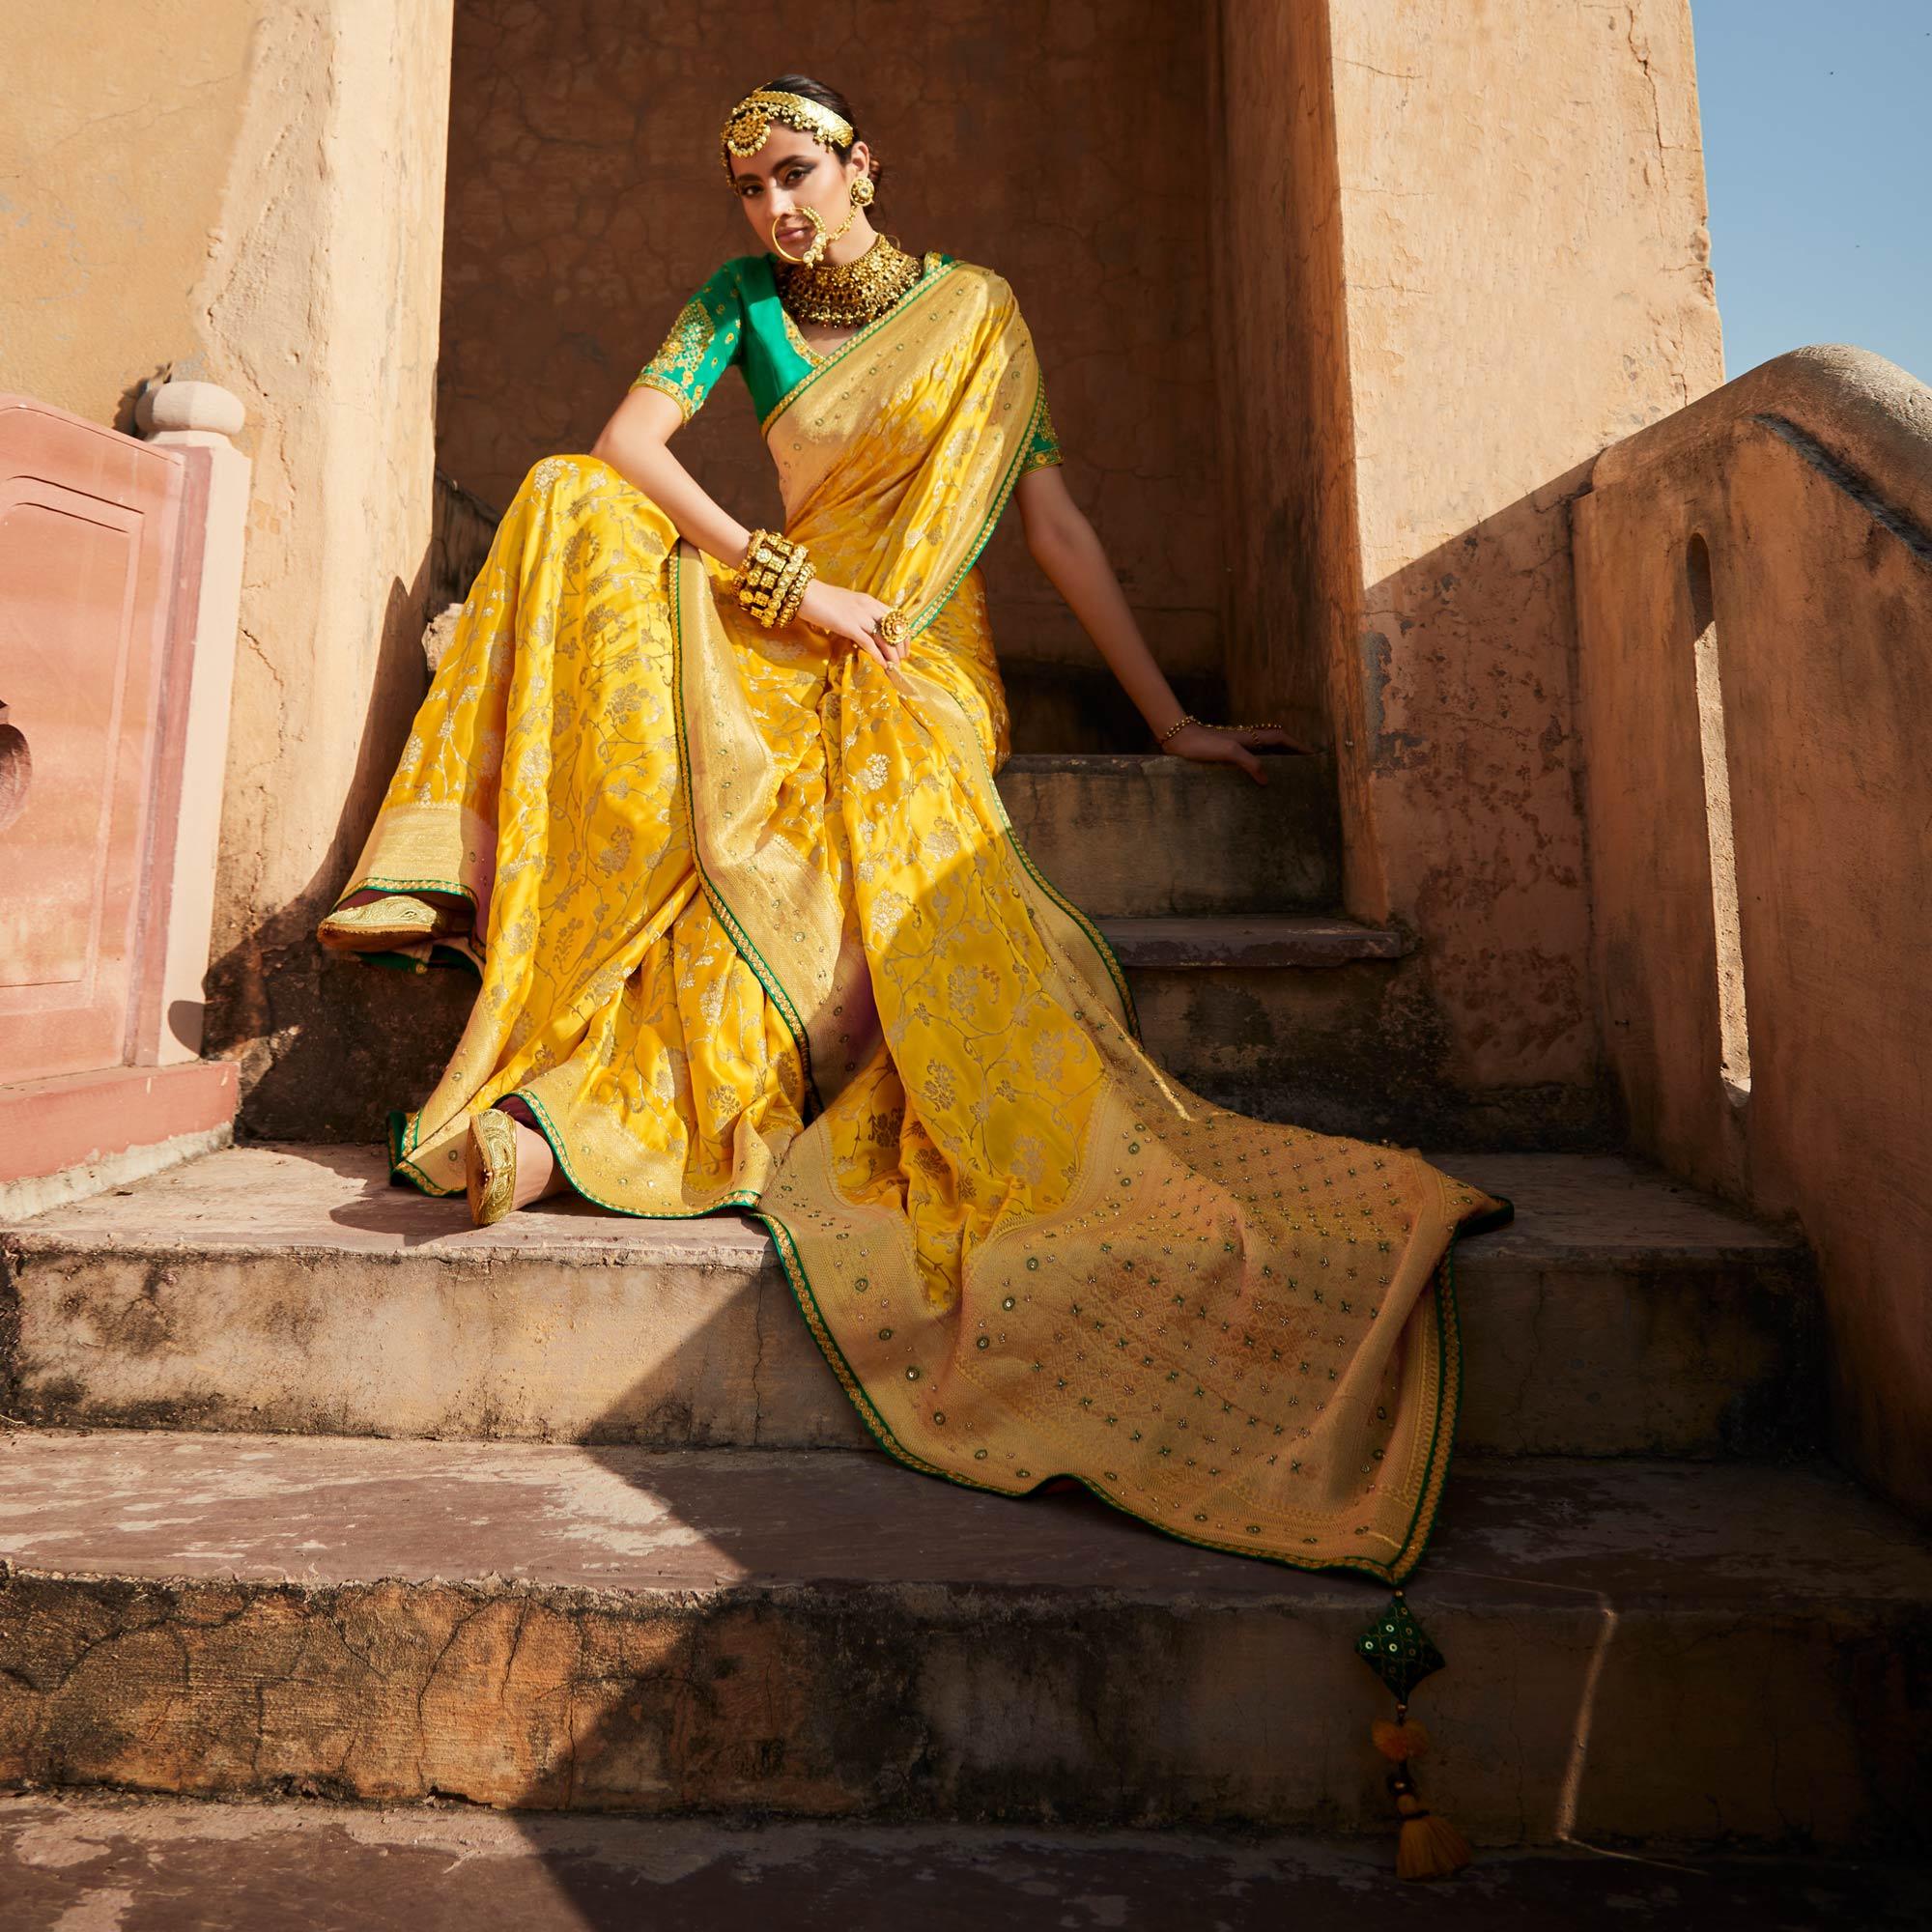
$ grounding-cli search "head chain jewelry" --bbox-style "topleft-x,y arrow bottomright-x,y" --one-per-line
721,90 -> 856,185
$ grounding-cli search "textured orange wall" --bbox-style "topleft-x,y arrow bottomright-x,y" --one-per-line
1208,0 -> 1356,749
438,0 -> 1222,684
1322,0 -> 1724,1100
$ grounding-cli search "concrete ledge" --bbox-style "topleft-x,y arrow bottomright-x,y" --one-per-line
0,1062 -> 238,1219
0,1146 -> 1815,1459
0,1434 -> 1924,1845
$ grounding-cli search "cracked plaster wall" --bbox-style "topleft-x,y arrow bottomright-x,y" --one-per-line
0,2 -> 256,428
436,0 -> 1223,686
1321,0 -> 1724,1101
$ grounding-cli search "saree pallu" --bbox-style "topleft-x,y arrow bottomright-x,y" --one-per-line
332,261 -> 1505,1583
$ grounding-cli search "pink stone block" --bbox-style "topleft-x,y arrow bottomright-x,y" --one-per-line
0,396 -> 191,1082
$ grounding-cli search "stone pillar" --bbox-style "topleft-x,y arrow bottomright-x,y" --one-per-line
1317,0 -> 1724,1110
184,0 -> 456,1122
137,380 -> 251,1064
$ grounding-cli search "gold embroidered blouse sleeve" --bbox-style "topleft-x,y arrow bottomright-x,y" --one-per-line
631,263 -> 746,424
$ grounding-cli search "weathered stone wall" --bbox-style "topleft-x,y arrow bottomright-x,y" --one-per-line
1576,346 -> 1932,1521
437,0 -> 1224,687
1320,0 -> 1725,1112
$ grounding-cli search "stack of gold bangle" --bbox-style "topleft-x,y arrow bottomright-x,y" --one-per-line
736,528 -> 814,629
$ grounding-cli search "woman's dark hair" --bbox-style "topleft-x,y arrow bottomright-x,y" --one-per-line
761,73 -> 885,194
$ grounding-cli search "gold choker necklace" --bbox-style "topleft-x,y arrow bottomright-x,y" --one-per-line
775,235 -> 923,329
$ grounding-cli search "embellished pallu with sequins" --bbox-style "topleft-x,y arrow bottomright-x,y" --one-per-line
327,258 -> 1506,1582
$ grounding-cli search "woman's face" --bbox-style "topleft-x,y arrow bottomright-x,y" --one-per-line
731,124 -> 871,258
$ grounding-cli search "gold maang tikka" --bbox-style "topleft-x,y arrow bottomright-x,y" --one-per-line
720,88 -> 855,185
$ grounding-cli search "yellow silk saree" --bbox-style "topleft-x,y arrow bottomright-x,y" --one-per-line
327,256 -> 1505,1584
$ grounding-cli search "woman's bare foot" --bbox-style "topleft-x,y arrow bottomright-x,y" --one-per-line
497,1097 -> 570,1208
466,1099 -> 571,1225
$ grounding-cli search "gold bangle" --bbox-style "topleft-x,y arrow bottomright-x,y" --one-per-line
734,528 -> 776,585
758,546 -> 805,622
780,552 -> 814,625
774,556 -> 815,627
1157,712 -> 1199,744
735,529 -> 811,628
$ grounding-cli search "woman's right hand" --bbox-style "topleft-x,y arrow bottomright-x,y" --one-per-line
799,579 -> 908,668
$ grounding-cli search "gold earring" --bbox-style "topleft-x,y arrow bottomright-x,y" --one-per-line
849,173 -> 875,210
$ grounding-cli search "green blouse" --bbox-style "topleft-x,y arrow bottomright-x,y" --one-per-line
631,252 -> 1064,471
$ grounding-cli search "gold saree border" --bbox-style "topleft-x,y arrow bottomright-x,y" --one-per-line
762,260 -> 1043,645
327,875 -> 478,920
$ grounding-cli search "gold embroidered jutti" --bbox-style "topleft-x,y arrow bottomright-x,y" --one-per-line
328,256 -> 1506,1583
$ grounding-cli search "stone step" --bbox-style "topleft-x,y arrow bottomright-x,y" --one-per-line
1078,911 -> 1544,1144
1,1431 -> 1924,1845
4,1794 -> 1923,1930
994,754 -> 1338,915
0,1145 -> 1816,1461
1103,929 -> 1497,1143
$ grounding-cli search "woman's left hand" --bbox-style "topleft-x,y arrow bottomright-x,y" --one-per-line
1160,723 -> 1309,785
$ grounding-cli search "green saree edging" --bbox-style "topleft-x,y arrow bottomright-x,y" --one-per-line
383,1091 -> 763,1220
669,551 -> 823,1123
758,1187 -> 1504,1586
502,1085 -> 763,1220
386,1104 -> 447,1197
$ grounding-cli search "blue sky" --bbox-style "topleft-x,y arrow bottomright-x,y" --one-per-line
1692,3 -> 1931,381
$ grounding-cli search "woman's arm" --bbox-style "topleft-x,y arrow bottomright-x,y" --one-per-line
1014,465 -> 1297,783
590,390 -> 905,668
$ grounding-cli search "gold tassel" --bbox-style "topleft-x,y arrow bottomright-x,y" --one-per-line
1373,1709 -> 1471,1882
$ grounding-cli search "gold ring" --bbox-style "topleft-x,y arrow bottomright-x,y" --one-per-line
875,607 -> 910,648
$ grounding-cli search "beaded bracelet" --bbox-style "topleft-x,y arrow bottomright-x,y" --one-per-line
1156,712 -> 1282,744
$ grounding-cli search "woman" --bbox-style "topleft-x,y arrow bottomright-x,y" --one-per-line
317,77 -> 1506,1590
